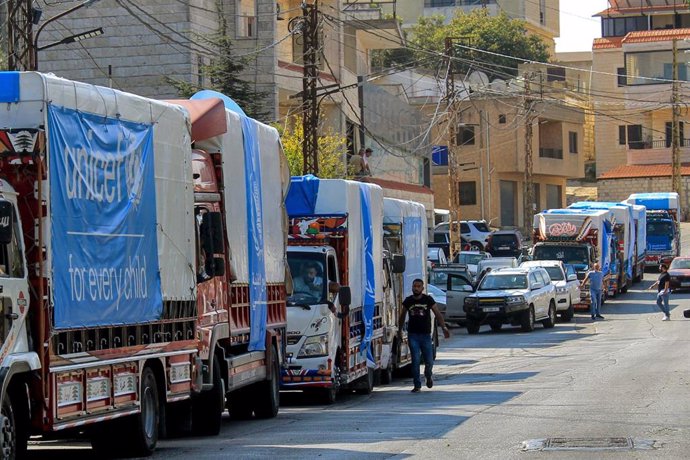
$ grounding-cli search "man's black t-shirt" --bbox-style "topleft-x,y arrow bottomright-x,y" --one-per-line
402,294 -> 436,334
658,272 -> 671,292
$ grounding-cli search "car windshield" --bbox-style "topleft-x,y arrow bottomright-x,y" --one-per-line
479,274 -> 528,290
491,234 -> 517,246
533,245 -> 589,265
647,221 -> 674,237
287,253 -> 327,305
473,222 -> 490,232
670,259 -> 690,270
456,253 -> 485,265
544,266 -> 564,281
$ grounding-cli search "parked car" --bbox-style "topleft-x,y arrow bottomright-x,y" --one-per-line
427,283 -> 447,318
427,246 -> 448,270
434,220 -> 491,251
429,264 -> 472,292
475,257 -> 519,284
486,230 -> 524,258
668,256 -> 690,291
452,251 -> 491,278
461,267 -> 557,334
443,271 -> 475,327
520,260 -> 578,321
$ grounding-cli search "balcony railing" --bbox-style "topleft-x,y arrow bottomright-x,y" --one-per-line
628,139 -> 690,150
343,0 -> 397,19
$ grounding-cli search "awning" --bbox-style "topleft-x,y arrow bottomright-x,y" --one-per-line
166,98 -> 227,142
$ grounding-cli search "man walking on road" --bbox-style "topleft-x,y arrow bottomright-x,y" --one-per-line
399,279 -> 450,393
649,263 -> 671,321
581,263 -> 604,320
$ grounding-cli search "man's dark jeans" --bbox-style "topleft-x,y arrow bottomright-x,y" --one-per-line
408,332 -> 433,389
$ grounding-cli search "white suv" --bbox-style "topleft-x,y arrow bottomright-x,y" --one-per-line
520,260 -> 578,322
434,220 -> 492,251
462,267 -> 557,334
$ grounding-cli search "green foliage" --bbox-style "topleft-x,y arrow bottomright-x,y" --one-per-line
275,116 -> 348,179
380,10 -> 551,77
166,34 -> 270,121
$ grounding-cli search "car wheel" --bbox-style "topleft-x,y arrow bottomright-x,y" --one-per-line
561,301 -> 574,322
521,306 -> 535,332
469,241 -> 484,251
542,301 -> 556,329
466,320 -> 480,334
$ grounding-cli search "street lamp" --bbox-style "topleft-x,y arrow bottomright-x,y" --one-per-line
38,27 -> 103,51
33,0 -> 103,69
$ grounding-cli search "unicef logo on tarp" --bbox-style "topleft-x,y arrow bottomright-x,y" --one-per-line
548,222 -> 578,237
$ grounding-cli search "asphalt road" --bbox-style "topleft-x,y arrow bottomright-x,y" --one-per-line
27,224 -> 690,459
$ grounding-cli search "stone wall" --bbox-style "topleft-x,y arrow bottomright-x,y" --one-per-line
598,176 -> 690,211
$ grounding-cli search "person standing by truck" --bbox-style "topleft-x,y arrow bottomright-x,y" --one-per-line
581,263 -> 605,320
648,263 -> 671,321
399,279 -> 451,392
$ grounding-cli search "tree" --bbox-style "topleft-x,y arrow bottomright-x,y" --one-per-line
380,10 -> 551,77
276,116 -> 349,179
166,34 -> 270,121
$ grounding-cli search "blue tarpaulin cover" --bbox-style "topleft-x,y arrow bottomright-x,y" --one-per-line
286,175 -> 321,217
0,72 -> 20,103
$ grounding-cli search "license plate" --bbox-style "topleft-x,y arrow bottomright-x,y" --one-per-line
482,307 -> 500,312
682,282 -> 690,287
498,246 -> 510,250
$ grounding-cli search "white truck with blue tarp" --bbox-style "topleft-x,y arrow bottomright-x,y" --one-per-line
381,197 -> 428,382
628,204 -> 647,282
282,176 -> 384,403
624,192 -> 680,267
569,201 -> 635,294
532,209 -> 615,309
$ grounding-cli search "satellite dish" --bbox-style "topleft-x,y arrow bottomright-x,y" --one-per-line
466,71 -> 489,91
489,78 -> 506,91
507,78 -> 524,93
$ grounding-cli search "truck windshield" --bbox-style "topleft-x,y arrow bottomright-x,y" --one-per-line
287,253 -> 327,305
647,221 -> 674,237
533,245 -> 589,266
479,274 -> 528,290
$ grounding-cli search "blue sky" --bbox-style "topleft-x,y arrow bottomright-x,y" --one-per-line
555,0 -> 609,53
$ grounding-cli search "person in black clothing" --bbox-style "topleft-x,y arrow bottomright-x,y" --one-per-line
398,278 -> 450,392
649,263 -> 671,320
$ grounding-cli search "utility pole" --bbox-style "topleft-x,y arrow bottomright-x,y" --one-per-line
444,37 -> 461,262
6,0 -> 34,70
672,38 -> 684,216
301,0 -> 320,175
523,72 -> 536,234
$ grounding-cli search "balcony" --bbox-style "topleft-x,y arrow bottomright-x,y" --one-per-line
627,139 -> 690,164
423,1 -> 499,23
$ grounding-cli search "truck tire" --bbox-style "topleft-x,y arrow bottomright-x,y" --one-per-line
561,302 -> 574,322
379,357 -> 394,385
466,320 -> 480,334
112,366 -> 159,457
192,358 -> 224,435
254,346 -> 280,419
542,301 -> 556,329
1,386 -> 27,460
355,368 -> 374,395
521,306 -> 535,332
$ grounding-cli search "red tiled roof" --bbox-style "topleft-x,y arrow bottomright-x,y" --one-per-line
599,163 -> 690,180
593,37 -> 624,50
623,28 -> 690,44
360,177 -> 433,195
595,4 -> 686,17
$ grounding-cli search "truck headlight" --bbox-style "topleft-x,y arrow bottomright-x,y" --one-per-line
556,287 -> 567,294
506,295 -> 525,304
298,334 -> 328,358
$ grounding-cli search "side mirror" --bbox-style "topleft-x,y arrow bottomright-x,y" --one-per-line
338,286 -> 351,306
0,201 -> 13,245
532,282 -> 544,290
392,254 -> 406,274
567,274 -> 577,281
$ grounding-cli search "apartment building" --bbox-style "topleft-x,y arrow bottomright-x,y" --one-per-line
592,0 -> 690,210
396,0 -> 560,51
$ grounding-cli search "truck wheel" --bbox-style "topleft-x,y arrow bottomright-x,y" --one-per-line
561,302 -> 574,322
1,387 -> 25,460
542,302 -> 556,329
466,320 -> 480,334
379,358 -> 394,385
192,358 -> 224,435
254,346 -> 280,419
122,367 -> 159,456
521,306 -> 535,332
355,368 -> 374,395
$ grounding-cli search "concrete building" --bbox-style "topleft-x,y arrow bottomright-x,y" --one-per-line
394,0 -> 560,51
591,0 -> 690,212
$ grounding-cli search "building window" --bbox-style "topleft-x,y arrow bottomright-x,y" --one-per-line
627,124 -> 644,149
569,132 -> 578,153
539,147 -> 563,159
665,121 -> 685,148
625,50 -> 690,85
547,67 -> 566,82
617,67 -> 626,86
459,181 -> 476,205
546,184 -> 562,209
456,126 -> 475,146
498,114 -> 506,124
432,145 -> 449,166
618,125 -> 626,145
237,0 -> 256,38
